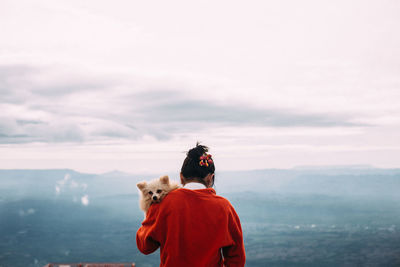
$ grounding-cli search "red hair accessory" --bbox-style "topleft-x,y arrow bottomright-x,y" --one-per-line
199,154 -> 213,167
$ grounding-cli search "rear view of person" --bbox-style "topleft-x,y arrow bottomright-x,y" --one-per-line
136,143 -> 246,266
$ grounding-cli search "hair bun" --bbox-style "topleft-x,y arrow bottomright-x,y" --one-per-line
181,142 -> 215,186
187,142 -> 209,160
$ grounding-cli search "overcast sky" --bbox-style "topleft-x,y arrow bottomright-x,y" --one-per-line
1,0 -> 399,174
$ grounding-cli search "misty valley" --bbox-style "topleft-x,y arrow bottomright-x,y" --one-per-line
1,168 -> 400,267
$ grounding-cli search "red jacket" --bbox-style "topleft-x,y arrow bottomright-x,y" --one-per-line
136,188 -> 246,267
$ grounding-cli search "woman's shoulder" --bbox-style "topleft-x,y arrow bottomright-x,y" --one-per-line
167,187 -> 220,198
165,188 -> 234,208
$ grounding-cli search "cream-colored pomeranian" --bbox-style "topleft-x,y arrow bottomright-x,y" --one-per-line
137,175 -> 180,216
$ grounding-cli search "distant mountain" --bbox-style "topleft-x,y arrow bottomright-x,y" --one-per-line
1,166 -> 400,202
293,164 -> 375,170
0,169 -> 139,201
215,166 -> 400,199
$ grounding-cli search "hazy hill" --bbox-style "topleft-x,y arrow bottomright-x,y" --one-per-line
215,166 -> 400,198
1,166 -> 400,266
1,166 -> 399,201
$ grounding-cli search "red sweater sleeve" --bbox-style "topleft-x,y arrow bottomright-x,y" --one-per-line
136,204 -> 161,254
222,206 -> 246,267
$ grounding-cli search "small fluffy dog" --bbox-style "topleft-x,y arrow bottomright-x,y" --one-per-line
137,175 -> 180,216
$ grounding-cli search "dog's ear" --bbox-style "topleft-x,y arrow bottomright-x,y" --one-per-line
137,181 -> 147,191
160,175 -> 169,185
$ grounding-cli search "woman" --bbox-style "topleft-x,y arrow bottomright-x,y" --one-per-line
136,144 -> 246,267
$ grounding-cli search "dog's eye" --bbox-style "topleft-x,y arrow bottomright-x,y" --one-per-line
148,191 -> 153,195
156,189 -> 162,193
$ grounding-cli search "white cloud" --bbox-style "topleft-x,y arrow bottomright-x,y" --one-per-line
1,0 -> 400,171
27,208 -> 35,215
55,173 -> 89,205
2,63 -> 372,145
81,195 -> 89,206
18,208 -> 36,216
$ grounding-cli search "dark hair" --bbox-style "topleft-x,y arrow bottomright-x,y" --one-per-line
181,143 -> 215,187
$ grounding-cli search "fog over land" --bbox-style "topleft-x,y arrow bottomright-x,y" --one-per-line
1,166 -> 400,266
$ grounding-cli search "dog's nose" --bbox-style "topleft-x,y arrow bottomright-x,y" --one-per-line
153,196 -> 158,201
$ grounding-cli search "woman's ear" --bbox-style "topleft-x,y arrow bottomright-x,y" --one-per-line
205,173 -> 214,188
180,173 -> 185,185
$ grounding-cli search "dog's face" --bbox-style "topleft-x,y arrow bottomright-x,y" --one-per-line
137,175 -> 173,204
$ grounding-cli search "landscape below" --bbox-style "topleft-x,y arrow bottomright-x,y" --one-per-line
0,167 -> 399,267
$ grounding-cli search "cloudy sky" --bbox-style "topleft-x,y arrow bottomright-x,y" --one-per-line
1,0 -> 399,173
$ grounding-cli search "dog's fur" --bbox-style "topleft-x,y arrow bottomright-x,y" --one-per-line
137,175 -> 180,216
